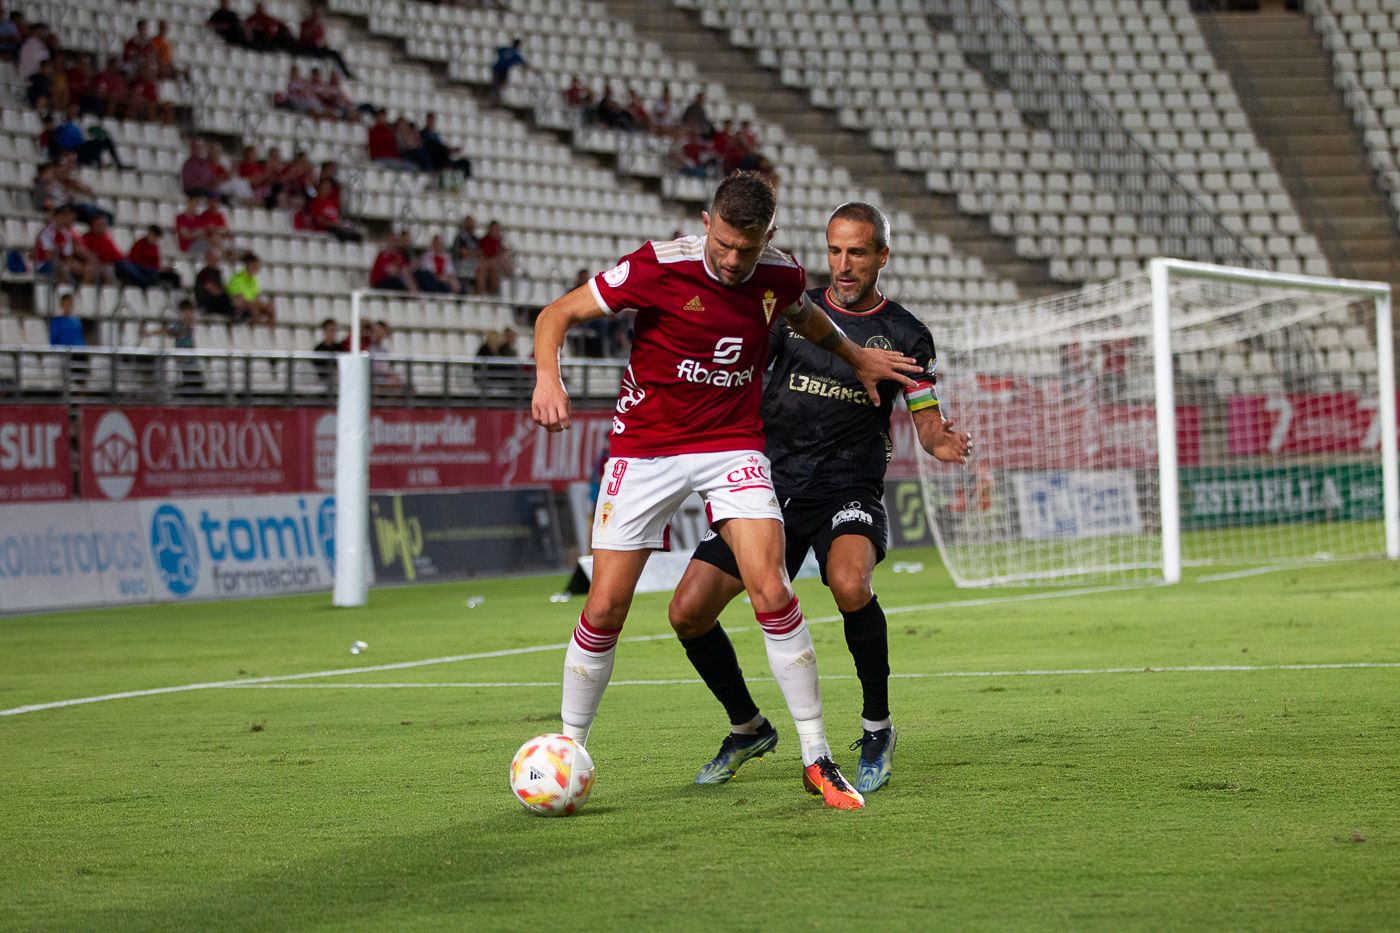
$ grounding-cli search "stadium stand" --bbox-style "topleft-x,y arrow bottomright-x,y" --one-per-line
0,0 -> 1394,404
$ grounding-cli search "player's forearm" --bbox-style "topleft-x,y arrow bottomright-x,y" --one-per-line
786,296 -> 858,362
532,305 -> 572,380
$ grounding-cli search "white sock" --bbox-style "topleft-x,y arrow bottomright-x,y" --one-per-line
862,717 -> 893,733
560,613 -> 619,747
731,713 -> 765,736
756,596 -> 830,766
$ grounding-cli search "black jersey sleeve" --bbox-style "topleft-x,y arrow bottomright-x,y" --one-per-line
901,319 -> 939,413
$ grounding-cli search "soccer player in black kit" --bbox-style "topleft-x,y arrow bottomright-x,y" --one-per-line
667,202 -> 973,794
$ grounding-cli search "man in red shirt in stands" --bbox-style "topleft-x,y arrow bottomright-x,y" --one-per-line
128,225 -> 180,289
367,108 -> 410,171
369,231 -> 415,292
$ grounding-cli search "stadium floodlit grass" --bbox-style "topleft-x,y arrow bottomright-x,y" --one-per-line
3,547 -> 1399,931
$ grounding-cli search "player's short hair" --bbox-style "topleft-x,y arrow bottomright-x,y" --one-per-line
828,201 -> 891,251
711,170 -> 777,233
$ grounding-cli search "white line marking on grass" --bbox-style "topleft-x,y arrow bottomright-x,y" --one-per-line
1,578 -> 1371,718
220,662 -> 1400,691
1196,565 -> 1291,583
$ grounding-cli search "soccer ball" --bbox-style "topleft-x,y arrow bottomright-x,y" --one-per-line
509,733 -> 595,816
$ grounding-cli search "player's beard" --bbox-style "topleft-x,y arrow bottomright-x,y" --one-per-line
830,279 -> 875,309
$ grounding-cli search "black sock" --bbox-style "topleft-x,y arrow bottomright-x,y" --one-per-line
681,623 -> 760,728
842,595 -> 890,723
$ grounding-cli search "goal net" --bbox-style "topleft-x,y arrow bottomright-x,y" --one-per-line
918,258 -> 1398,587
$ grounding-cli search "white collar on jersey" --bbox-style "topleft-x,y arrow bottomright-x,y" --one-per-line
698,234 -> 758,285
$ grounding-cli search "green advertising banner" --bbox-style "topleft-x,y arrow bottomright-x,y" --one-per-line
1180,464 -> 1384,531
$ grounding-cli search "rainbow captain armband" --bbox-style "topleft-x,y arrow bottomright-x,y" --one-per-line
903,360 -> 939,412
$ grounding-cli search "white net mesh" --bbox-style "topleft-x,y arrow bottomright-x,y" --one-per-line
919,264 -> 1393,586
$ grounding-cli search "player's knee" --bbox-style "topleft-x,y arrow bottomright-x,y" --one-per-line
582,593 -> 630,631
666,595 -> 712,639
746,577 -> 794,615
826,567 -> 873,614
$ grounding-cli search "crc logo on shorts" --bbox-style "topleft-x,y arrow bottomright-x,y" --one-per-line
726,462 -> 770,489
150,503 -> 199,596
865,335 -> 894,351
712,337 -> 743,365
598,502 -> 614,528
602,261 -> 630,288
831,501 -> 874,529
90,411 -> 139,500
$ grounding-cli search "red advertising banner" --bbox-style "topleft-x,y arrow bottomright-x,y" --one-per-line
80,406 -> 619,500
1227,393 -> 1397,456
80,407 -> 309,501
0,406 -> 71,502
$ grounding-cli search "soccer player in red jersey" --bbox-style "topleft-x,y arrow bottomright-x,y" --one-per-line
532,172 -> 920,809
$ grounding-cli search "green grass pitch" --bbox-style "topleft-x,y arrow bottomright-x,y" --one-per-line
3,547 -> 1398,930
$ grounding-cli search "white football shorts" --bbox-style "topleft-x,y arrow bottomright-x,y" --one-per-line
592,449 -> 783,551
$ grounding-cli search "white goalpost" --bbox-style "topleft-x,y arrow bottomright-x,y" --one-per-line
918,258 -> 1398,587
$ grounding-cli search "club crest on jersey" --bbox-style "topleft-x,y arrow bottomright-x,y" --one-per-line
683,295 -> 705,313
865,335 -> 894,351
762,289 -> 777,323
603,260 -> 630,288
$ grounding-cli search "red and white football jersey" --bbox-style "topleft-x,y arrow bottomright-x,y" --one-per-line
589,235 -> 806,457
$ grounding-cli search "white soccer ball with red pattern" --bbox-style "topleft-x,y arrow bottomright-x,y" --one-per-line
509,733 -> 596,816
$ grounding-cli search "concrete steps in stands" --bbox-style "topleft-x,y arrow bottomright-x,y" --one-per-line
1199,10 -> 1400,301
597,0 -> 1065,299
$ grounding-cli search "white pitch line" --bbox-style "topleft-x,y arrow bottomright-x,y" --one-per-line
219,662 -> 1400,691
0,577 -> 1368,718
1197,565 -> 1291,583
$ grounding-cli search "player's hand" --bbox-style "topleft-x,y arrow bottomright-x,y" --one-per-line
852,347 -> 920,402
931,420 -> 974,464
532,378 -> 572,432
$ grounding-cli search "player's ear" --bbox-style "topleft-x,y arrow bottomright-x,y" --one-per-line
763,225 -> 776,246
878,246 -> 889,269
700,211 -> 711,233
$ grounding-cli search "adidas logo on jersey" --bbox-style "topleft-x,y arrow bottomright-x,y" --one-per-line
683,295 -> 705,312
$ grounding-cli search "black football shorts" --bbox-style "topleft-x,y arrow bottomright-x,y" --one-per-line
691,492 -> 889,585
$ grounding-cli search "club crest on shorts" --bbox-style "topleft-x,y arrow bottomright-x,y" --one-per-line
598,502 -> 614,527
865,335 -> 894,351
762,289 -> 777,323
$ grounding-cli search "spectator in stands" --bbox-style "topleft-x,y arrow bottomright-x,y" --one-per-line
369,231 -> 416,292
26,57 -> 53,108
127,225 -> 182,290
129,61 -> 175,124
66,53 -> 100,116
312,317 -> 343,385
254,146 -> 289,207
150,21 -> 177,79
18,21 -> 48,80
650,86 -> 679,137
122,20 -> 157,77
81,214 -> 137,285
236,144 -> 265,197
680,91 -> 713,137
297,7 -> 352,78
672,129 -> 719,179
35,206 -> 100,284
0,7 -> 22,63
476,220 -> 513,296
300,179 -> 362,242
367,109 -> 410,170
181,139 -> 220,200
625,88 -> 651,133
415,234 -> 458,293
245,2 -> 295,52
490,38 -> 528,103
91,57 -> 130,118
314,70 -> 354,121
281,150 -> 317,206
49,104 -> 123,167
275,65 -> 322,116
227,252 -> 275,325
49,292 -> 86,347
368,320 -> 402,387
564,76 -> 593,109
594,84 -> 631,130
175,195 -> 226,255
207,141 -> 253,203
31,161 -> 109,226
51,155 -> 114,224
421,113 -> 472,175
163,299 -> 204,390
394,117 -> 433,172
207,0 -> 247,47
476,330 -> 508,357
452,214 -> 481,293
194,250 -> 235,318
